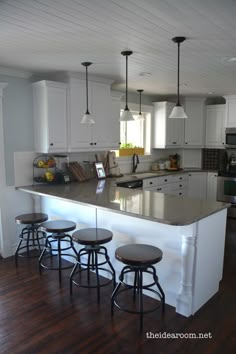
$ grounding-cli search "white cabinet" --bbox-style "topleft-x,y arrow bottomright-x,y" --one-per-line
143,173 -> 188,196
206,172 -> 218,201
224,95 -> 236,127
69,78 -> 120,151
32,81 -> 68,153
206,105 -> 225,148
153,102 -> 184,148
187,172 -> 207,200
183,98 -> 205,147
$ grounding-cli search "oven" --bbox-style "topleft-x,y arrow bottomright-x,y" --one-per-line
217,174 -> 236,217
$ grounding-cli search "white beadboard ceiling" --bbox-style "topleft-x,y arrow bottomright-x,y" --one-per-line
1,0 -> 236,97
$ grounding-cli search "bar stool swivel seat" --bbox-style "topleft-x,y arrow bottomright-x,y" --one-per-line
70,228 -> 116,302
39,220 -> 77,284
15,212 -> 48,266
111,244 -> 165,331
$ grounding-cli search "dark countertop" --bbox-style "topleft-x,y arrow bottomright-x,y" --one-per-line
17,175 -> 229,226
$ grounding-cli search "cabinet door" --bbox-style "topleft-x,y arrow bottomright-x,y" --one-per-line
183,99 -> 205,147
69,79 -> 93,150
206,172 -> 218,201
206,105 -> 225,148
188,172 -> 207,200
225,96 -> 236,127
33,81 -> 67,153
166,117 -> 184,147
91,82 -> 120,149
47,86 -> 67,152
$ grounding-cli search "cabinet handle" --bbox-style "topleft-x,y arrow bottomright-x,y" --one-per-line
179,192 -> 182,195
185,142 -> 188,144
222,142 -> 224,145
90,142 -> 93,145
149,182 -> 153,185
179,177 -> 182,180
189,174 -> 191,176
179,184 -> 182,187
50,143 -> 54,146
94,142 -> 97,145
164,179 -> 167,182
172,142 -> 176,144
119,142 -> 121,145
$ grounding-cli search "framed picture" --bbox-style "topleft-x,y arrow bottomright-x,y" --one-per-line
94,162 -> 106,179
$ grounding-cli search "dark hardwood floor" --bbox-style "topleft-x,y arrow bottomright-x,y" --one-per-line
0,219 -> 236,354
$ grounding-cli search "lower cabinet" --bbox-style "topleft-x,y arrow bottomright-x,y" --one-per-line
187,172 -> 207,200
206,172 -> 218,201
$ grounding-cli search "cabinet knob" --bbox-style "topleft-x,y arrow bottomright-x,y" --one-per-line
173,142 -> 176,144
222,142 -> 224,145
179,177 -> 182,180
185,142 -> 188,144
119,142 -> 121,145
94,142 -> 97,145
90,142 -> 93,145
179,192 -> 182,195
149,181 -> 153,185
189,174 -> 191,176
50,143 -> 54,146
179,184 -> 182,187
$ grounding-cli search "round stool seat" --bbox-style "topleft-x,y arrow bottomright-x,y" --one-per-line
115,244 -> 163,266
72,228 -> 113,245
41,220 -> 76,234
15,213 -> 48,225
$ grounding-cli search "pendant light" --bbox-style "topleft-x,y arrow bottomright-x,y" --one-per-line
120,50 -> 134,121
80,62 -> 95,124
169,37 -> 188,119
136,89 -> 145,120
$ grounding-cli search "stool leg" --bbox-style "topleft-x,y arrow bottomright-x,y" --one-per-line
111,266 -> 128,315
87,250 -> 91,283
39,236 -> 50,275
94,250 -> 100,303
70,262 -> 79,295
150,265 -> 165,313
57,237 -> 62,285
15,239 -> 23,267
138,270 -> 144,331
100,246 -> 116,288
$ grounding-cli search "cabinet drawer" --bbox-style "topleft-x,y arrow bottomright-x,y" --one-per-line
142,175 -> 172,188
172,173 -> 187,182
171,181 -> 188,190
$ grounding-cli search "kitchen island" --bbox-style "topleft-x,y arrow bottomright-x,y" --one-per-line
17,179 -> 229,317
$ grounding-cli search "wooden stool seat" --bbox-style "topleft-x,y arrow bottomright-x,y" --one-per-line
15,213 -> 48,266
111,243 -> 165,331
40,220 -> 76,234
15,213 -> 48,225
72,228 -> 113,245
39,220 -> 77,285
115,244 -> 163,266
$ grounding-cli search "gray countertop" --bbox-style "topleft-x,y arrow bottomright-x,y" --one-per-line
17,175 -> 230,226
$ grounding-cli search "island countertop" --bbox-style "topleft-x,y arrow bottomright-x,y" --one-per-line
17,179 -> 230,226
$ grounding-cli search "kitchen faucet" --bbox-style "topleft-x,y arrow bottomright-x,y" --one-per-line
132,153 -> 139,173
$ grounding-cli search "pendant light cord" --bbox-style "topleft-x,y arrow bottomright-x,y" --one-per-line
125,54 -> 128,110
85,65 -> 89,114
177,42 -> 180,106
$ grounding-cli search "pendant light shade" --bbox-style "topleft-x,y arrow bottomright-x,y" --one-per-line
169,37 -> 188,119
120,50 -> 134,121
80,62 -> 95,124
136,89 -> 145,120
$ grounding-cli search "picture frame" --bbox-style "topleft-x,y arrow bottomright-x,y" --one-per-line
94,162 -> 106,179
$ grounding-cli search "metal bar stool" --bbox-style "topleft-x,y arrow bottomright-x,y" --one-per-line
15,213 -> 48,266
39,220 -> 77,284
70,228 -> 116,302
111,244 -> 165,331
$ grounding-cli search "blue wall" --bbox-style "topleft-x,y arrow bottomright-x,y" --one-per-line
1,75 -> 33,186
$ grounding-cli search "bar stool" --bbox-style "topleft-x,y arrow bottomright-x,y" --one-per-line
39,220 -> 77,284
111,244 -> 165,331
70,228 -> 116,302
15,213 -> 48,266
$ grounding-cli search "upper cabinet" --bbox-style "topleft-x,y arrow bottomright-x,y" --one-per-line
224,95 -> 236,127
69,78 -> 120,151
153,101 -> 184,148
205,104 -> 225,148
183,98 -> 205,147
32,81 -> 68,153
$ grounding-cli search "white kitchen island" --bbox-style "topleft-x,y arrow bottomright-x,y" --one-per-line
17,179 -> 229,317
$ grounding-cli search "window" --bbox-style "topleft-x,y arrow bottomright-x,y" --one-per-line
119,110 -> 151,155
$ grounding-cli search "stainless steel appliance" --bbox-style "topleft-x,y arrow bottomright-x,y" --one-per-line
225,128 -> 236,148
217,173 -> 236,217
116,180 -> 143,189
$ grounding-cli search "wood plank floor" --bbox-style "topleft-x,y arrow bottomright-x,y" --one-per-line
0,219 -> 236,354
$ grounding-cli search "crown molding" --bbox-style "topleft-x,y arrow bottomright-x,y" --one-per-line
0,66 -> 32,79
